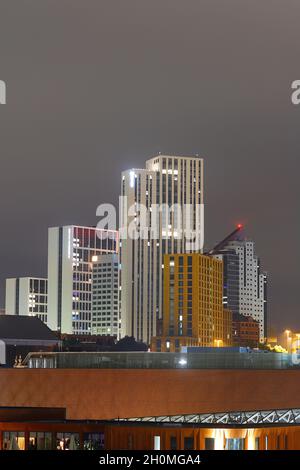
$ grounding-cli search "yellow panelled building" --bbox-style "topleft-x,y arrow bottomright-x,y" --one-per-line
152,253 -> 232,352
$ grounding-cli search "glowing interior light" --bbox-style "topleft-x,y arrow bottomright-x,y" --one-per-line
129,171 -> 135,188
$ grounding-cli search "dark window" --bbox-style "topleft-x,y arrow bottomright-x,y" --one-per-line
276,435 -> 280,450
170,436 -> 177,450
205,438 -> 215,450
184,437 -> 194,450
128,434 -> 133,450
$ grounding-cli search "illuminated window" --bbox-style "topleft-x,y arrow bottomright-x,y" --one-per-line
83,433 -> 104,450
225,438 -> 245,450
265,435 -> 268,450
154,436 -> 161,450
29,432 -> 52,450
56,433 -> 80,450
3,432 -> 25,450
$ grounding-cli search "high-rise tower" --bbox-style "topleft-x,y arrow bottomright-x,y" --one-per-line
210,226 -> 267,342
120,155 -> 204,343
47,225 -> 118,334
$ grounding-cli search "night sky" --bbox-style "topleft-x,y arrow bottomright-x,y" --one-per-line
0,1 -> 299,333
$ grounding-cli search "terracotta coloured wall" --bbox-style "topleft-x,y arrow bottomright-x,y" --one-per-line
105,424 -> 300,450
0,368 -> 300,420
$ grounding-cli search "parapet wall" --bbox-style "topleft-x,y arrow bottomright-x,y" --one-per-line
0,368 -> 299,420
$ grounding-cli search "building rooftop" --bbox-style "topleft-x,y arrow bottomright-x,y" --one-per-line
0,315 -> 58,342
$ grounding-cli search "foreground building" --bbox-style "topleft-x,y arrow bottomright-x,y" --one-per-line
5,277 -> 48,325
0,350 -> 300,450
47,225 -> 118,334
120,155 -> 204,344
151,253 -> 232,352
0,409 -> 296,450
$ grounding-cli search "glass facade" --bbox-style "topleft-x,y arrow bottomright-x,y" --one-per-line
3,432 -> 25,450
48,225 -> 119,334
56,432 -> 80,450
29,278 -> 48,324
71,227 -> 118,335
28,432 -> 52,450
26,350 -> 292,370
225,438 -> 245,450
83,433 -> 105,450
0,429 -> 104,451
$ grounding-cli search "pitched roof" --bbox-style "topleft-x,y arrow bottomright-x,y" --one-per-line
0,315 -> 58,341
208,225 -> 246,254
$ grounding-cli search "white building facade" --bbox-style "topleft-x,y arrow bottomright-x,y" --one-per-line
5,277 -> 48,324
91,253 -> 120,337
225,239 -> 267,342
47,225 -> 118,334
120,155 -> 204,344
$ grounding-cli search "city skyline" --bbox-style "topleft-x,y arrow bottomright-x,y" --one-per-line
1,1 -> 299,334
0,151 -> 287,336
1,1 -> 300,457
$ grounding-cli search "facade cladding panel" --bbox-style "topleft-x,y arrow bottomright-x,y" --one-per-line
1,368 -> 300,423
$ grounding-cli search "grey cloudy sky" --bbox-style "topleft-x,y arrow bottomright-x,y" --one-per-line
0,0 -> 299,333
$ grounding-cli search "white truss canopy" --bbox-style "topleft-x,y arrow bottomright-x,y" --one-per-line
116,408 -> 300,426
